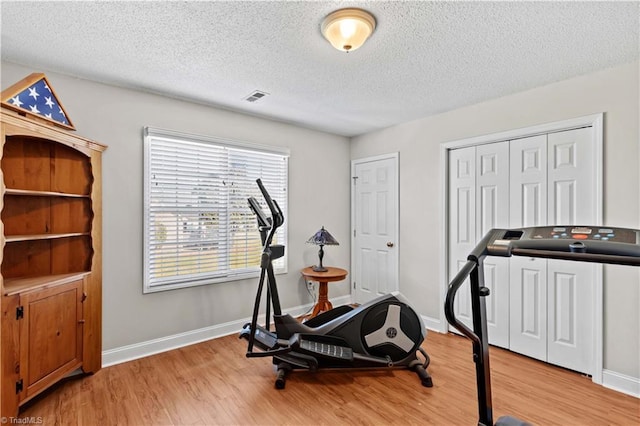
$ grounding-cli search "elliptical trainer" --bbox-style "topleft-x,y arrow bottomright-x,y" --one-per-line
239,179 -> 432,389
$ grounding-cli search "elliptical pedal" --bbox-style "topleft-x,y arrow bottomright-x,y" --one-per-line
299,339 -> 354,360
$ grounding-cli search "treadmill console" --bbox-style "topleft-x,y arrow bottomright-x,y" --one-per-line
485,226 -> 640,266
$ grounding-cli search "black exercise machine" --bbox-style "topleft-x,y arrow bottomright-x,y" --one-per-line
240,179 -> 432,389
445,225 -> 640,426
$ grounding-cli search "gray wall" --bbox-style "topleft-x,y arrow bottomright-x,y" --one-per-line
350,61 -> 640,378
1,61 -> 353,351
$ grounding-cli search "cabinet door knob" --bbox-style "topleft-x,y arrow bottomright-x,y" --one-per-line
78,319 -> 85,324
386,242 -> 394,247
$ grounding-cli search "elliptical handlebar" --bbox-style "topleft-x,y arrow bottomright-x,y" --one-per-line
248,196 -> 271,230
256,178 -> 284,228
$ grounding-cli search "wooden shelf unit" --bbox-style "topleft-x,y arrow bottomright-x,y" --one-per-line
4,272 -> 91,296
4,188 -> 91,198
0,108 -> 106,418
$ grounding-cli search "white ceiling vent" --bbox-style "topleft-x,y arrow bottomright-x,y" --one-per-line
244,90 -> 269,103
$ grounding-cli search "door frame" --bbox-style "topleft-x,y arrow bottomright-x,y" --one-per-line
351,152 -> 400,303
439,113 -> 604,383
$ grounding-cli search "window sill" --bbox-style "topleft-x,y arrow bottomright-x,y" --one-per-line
143,267 -> 288,294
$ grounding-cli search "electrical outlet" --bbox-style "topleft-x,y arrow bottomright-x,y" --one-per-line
306,281 -> 315,291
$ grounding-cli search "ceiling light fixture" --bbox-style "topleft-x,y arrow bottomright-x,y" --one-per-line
321,8 -> 376,53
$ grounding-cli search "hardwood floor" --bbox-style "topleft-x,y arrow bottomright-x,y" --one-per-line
18,331 -> 639,425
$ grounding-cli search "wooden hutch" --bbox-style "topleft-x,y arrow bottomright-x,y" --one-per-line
0,74 -> 106,417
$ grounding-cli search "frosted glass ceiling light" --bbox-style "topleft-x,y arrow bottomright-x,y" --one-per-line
321,8 -> 376,52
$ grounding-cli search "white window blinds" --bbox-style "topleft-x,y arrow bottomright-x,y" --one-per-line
143,127 -> 288,293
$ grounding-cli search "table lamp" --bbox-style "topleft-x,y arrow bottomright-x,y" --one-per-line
306,226 -> 339,272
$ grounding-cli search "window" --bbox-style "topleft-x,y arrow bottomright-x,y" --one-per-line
143,127 -> 288,293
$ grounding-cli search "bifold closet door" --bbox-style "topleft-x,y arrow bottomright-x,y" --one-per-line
448,147 -> 476,334
508,128 -> 596,373
449,126 -> 597,375
546,127 -> 596,374
509,135 -> 548,359
475,142 -> 510,348
448,142 -> 509,348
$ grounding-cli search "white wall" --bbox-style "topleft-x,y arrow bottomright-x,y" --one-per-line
350,61 -> 640,379
1,62 -> 352,352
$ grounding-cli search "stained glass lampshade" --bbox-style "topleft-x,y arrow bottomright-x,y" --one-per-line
306,226 -> 339,272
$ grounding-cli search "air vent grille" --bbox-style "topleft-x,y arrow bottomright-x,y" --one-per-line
244,90 -> 269,103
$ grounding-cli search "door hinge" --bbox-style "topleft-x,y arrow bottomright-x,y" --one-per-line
352,176 -> 358,185
353,281 -> 356,289
353,229 -> 356,238
16,378 -> 23,394
16,306 -> 24,320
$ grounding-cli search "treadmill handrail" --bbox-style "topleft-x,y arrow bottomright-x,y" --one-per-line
444,259 -> 480,345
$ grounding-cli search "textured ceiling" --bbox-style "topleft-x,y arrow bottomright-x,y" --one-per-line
1,1 -> 638,137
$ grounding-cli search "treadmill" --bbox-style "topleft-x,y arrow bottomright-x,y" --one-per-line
445,225 -> 640,426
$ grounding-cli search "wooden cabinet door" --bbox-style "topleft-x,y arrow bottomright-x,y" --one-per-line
1,294 -> 21,417
19,279 -> 83,402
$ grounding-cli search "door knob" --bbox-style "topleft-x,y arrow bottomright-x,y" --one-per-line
386,242 -> 394,247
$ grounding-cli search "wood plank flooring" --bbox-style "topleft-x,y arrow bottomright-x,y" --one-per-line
18,331 -> 639,425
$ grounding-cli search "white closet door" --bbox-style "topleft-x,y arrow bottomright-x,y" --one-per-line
476,142 -> 510,348
447,126 -> 598,375
510,135 -> 548,228
547,259 -> 593,373
509,256 -> 548,361
547,127 -> 596,373
448,147 -> 476,332
509,135 -> 548,359
547,127 -> 595,225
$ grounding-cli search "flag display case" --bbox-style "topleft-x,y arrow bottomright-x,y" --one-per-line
0,75 -> 106,417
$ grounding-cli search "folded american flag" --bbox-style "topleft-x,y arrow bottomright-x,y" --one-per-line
7,76 -> 69,126
2,73 -> 74,130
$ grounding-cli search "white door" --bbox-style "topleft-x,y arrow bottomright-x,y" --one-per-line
510,135 -> 549,358
352,154 -> 399,304
448,143 -> 510,347
547,127 -> 595,225
547,259 -> 593,373
546,127 -> 597,372
476,142 -> 510,348
510,135 -> 548,228
508,128 -> 597,370
448,147 -> 476,332
509,256 -> 548,361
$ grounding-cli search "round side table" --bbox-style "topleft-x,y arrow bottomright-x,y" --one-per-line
301,266 -> 348,319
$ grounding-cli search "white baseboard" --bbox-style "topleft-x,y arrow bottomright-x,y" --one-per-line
102,295 -> 352,367
602,369 -> 640,398
421,314 -> 443,333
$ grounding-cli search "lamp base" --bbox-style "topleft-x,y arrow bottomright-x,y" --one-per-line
313,245 -> 327,272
